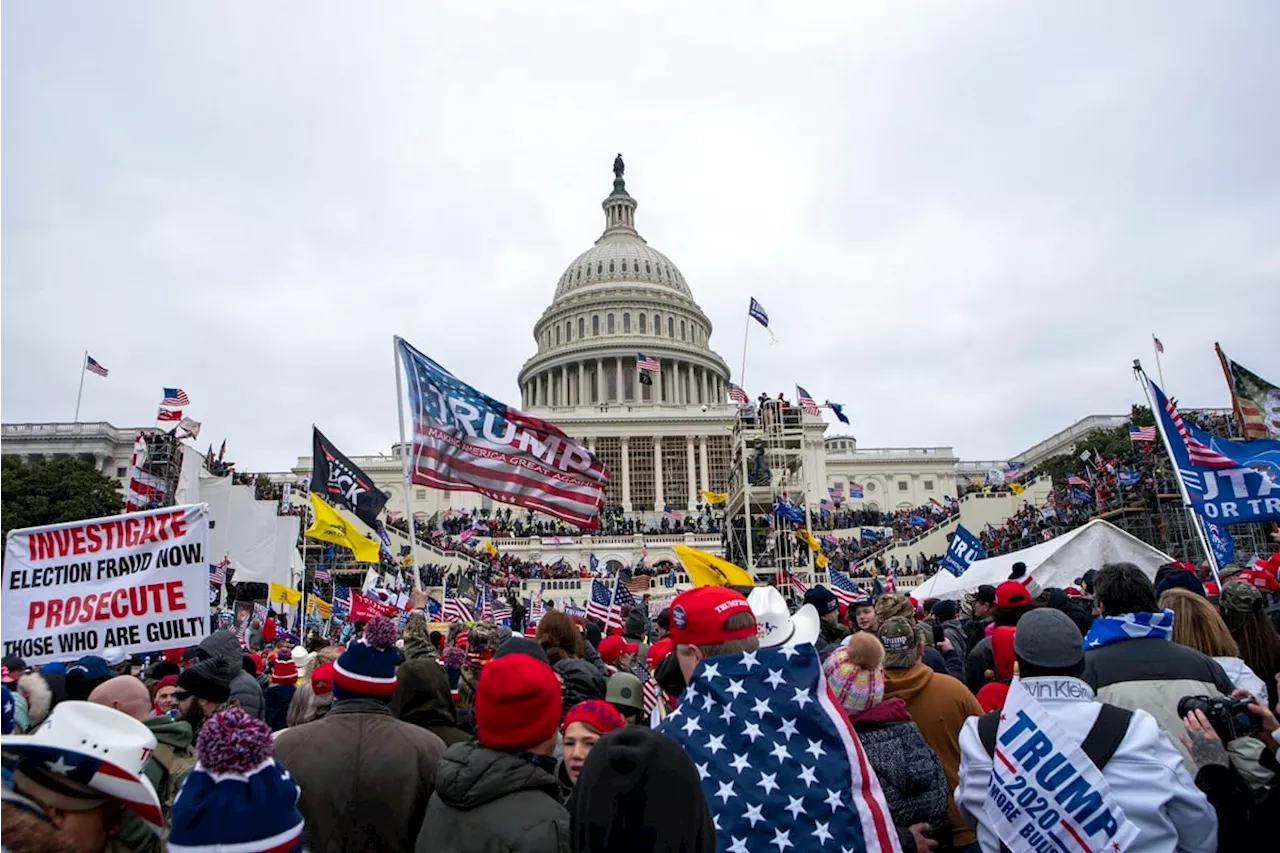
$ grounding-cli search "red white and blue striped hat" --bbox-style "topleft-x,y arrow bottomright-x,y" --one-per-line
333,615 -> 400,699
1,701 -> 164,836
168,707 -> 303,852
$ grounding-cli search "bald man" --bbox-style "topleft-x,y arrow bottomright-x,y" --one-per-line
89,676 -> 196,837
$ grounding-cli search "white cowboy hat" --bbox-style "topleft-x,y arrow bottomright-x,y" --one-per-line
290,645 -> 313,668
1,700 -> 163,836
748,586 -> 821,648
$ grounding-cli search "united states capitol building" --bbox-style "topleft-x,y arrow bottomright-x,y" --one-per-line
2,160 -> 1113,571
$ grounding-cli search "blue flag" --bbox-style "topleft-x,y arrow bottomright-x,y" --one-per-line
860,528 -> 883,542
1148,375 -> 1280,523
748,297 -> 769,328
1116,471 -> 1143,488
909,514 -> 927,527
1205,521 -> 1235,568
1070,487 -> 1092,504
772,497 -> 805,524
941,525 -> 986,577
825,401 -> 850,424
657,646 -> 899,853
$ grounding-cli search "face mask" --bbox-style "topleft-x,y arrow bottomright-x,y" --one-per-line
655,652 -> 687,697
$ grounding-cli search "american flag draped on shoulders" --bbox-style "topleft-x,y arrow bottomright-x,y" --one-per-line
657,645 -> 901,853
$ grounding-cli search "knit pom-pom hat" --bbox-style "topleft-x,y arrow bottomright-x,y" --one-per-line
562,699 -> 626,736
167,707 -> 303,853
822,633 -> 886,716
270,658 -> 298,686
334,615 -> 400,701
475,654 -> 562,753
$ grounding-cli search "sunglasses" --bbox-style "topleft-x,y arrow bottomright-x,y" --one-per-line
173,690 -> 192,702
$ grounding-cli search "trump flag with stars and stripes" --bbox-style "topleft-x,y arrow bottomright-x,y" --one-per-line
397,336 -> 610,529
657,645 -> 901,853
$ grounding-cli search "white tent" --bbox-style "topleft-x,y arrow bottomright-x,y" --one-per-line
912,519 -> 1173,600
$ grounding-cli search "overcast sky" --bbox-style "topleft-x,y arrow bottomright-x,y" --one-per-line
4,2 -> 1278,471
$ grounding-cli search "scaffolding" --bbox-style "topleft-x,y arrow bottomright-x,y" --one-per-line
723,401 -> 816,591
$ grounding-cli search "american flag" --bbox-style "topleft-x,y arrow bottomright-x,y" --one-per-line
828,568 -> 863,607
1156,383 -> 1237,469
1066,475 -> 1089,487
784,569 -> 809,596
333,582 -> 351,614
314,566 -> 332,583
637,353 -> 660,373
884,565 -> 897,592
85,354 -> 109,377
398,337 -> 609,529
157,408 -> 183,422
728,382 -> 750,406
642,677 -> 660,716
1128,424 -> 1156,443
663,505 -> 683,522
624,573 -> 650,594
490,598 -> 513,623
1153,335 -> 1164,354
796,385 -> 822,417
586,579 -> 614,624
609,581 -> 637,632
442,595 -> 475,624
161,387 -> 190,406
847,482 -> 865,499
209,559 -> 227,587
656,646 -> 899,853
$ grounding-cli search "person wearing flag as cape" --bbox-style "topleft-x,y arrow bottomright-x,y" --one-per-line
656,585 -> 902,853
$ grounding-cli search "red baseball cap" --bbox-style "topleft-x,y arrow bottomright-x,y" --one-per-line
1237,569 -> 1280,593
597,635 -> 639,664
668,587 -> 756,646
646,637 -> 674,670
995,581 -> 1032,609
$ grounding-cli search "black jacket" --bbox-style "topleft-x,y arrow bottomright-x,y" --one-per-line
264,684 -> 295,732
553,659 -> 607,719
391,657 -> 472,747
418,742 -> 569,853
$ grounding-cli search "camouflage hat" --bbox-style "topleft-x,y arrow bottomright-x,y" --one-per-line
1219,580 -> 1262,613
874,594 -> 913,624
468,621 -> 501,653
877,616 -> 920,669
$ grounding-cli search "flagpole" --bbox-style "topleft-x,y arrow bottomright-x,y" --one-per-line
393,336 -> 424,592
1134,362 -> 1219,583
73,348 -> 87,422
1213,342 -> 1248,435
1152,335 -> 1166,390
738,313 -> 750,394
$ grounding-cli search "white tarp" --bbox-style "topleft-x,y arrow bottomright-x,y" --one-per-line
912,519 -> 1173,600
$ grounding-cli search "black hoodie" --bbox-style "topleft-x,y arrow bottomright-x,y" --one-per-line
569,727 -> 716,853
391,657 -> 472,746
553,659 -> 607,719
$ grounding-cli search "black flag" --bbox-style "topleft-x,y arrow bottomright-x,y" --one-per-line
311,427 -> 388,531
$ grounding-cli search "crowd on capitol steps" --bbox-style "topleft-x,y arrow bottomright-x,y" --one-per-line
5,550 -> 1280,852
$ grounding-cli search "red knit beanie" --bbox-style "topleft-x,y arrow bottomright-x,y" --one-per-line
562,700 -> 626,736
475,654 -> 563,752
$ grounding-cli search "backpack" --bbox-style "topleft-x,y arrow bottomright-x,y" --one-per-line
976,704 -> 1133,853
152,741 -> 198,815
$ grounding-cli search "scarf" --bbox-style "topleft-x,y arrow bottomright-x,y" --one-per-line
1082,610 -> 1174,650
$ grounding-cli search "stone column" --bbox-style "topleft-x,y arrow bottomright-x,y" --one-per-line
701,369 -> 709,405
686,435 -> 697,511
577,363 -> 586,406
596,358 -> 604,403
699,436 -> 710,492
620,436 -> 632,511
559,366 -> 567,406
653,437 -> 664,511
615,356 -> 624,402
673,363 -> 682,405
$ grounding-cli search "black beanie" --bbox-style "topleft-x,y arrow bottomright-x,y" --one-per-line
931,599 -> 957,621
177,658 -> 233,704
493,636 -> 551,666
570,727 -> 716,853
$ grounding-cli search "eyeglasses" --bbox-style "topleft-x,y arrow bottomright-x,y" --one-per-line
173,690 -> 192,702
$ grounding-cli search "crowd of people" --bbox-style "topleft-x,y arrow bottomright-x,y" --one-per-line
7,546 -> 1280,852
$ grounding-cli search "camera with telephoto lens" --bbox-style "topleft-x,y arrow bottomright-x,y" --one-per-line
1178,694 -> 1262,742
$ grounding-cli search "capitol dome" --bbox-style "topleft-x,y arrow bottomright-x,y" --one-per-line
518,158 -> 731,412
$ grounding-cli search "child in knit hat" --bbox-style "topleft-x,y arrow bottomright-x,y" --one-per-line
824,633 -> 952,850
168,707 -> 304,852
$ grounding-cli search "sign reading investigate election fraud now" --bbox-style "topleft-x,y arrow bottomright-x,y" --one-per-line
3,505 -> 210,666
984,681 -> 1138,853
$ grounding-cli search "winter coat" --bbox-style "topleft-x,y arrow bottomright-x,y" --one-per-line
554,659 -> 607,718
818,619 -> 851,647
850,698 -> 951,852
883,662 -> 984,848
264,684 -> 295,732
198,630 -> 265,720
417,741 -> 570,853
275,698 -> 446,852
964,635 -> 995,695
1213,655 -> 1268,703
936,618 -> 968,661
922,645 -> 964,681
624,607 -> 648,642
391,657 -> 472,747
15,671 -> 53,729
117,715 -> 196,853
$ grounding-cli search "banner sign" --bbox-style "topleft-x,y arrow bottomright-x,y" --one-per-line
397,336 -> 609,529
1148,376 -> 1280,523
984,681 -> 1138,853
3,505 -> 210,666
349,590 -> 401,622
1204,521 -> 1235,568
941,525 -> 986,577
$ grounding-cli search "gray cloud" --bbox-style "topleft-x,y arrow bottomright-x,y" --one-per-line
4,1 -> 1277,469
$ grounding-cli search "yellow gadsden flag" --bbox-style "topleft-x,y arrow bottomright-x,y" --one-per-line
1009,482 -> 1025,496
673,545 -> 755,588
305,492 -> 381,563
700,490 -> 728,506
269,582 -> 301,607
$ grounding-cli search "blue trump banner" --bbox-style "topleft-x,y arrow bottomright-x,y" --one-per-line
1147,376 -> 1280,524
941,524 -> 986,577
1205,521 -> 1235,568
396,337 -> 609,529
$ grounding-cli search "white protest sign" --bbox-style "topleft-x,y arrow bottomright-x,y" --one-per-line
983,680 -> 1139,853
3,505 -> 210,666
